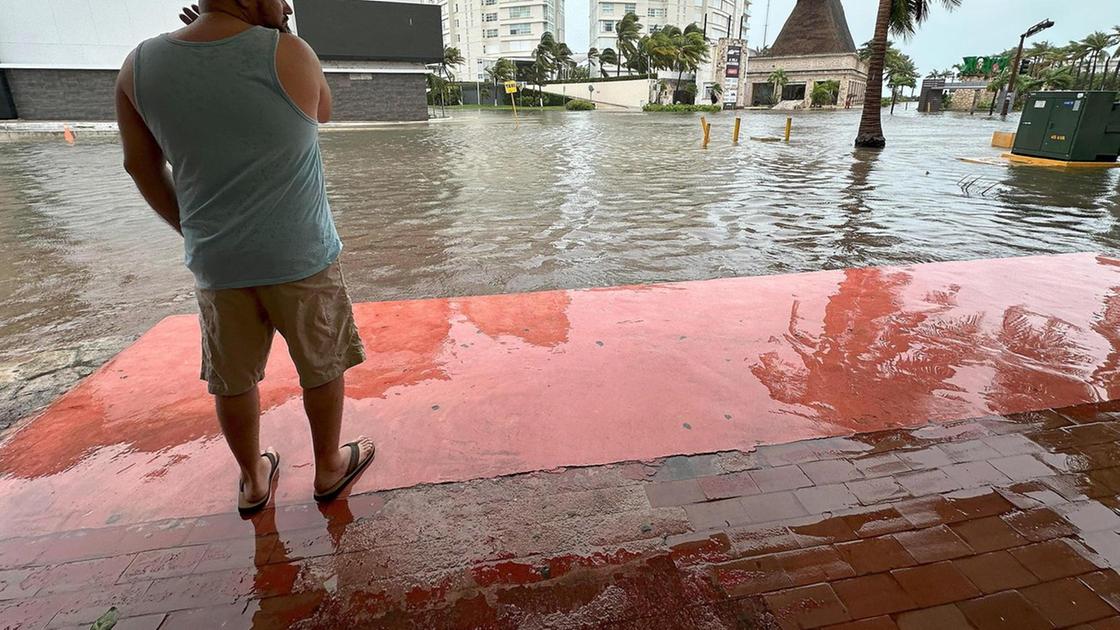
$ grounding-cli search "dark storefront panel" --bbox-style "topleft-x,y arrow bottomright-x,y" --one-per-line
0,71 -> 17,119
293,0 -> 442,63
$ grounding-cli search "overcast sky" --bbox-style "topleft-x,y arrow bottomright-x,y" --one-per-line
565,0 -> 1120,74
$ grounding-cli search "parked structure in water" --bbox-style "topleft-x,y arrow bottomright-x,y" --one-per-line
0,0 -> 441,122
742,0 -> 867,108
1011,91 -> 1120,163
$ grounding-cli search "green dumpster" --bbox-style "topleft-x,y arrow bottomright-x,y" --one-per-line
1012,91 -> 1120,162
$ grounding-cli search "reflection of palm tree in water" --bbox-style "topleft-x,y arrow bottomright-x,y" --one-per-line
832,150 -> 899,267
751,264 -> 1104,428
1090,258 -> 1120,401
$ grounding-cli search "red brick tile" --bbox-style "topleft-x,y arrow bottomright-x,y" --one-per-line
789,517 -> 859,547
1078,617 -> 1120,630
1066,424 -> 1120,447
764,583 -> 851,629
1042,473 -> 1115,501
713,555 -> 792,597
668,532 -> 733,567
958,591 -> 1052,630
158,602 -> 251,630
835,537 -> 916,576
896,447 -> 954,471
1082,530 -> 1120,568
740,492 -> 809,524
684,498 -> 750,530
727,524 -> 802,559
846,478 -> 909,506
939,440 -> 1003,464
945,490 -> 1017,521
800,460 -> 865,485
1002,508 -> 1078,542
194,535 -> 278,574
0,595 -> 66,629
842,508 -> 913,538
696,472 -> 761,500
45,581 -> 153,627
1056,501 -> 1120,533
1022,577 -> 1115,626
997,482 -> 1066,510
1011,539 -> 1103,581
988,455 -> 1056,481
775,546 -> 857,587
831,574 -> 916,619
181,512 -> 257,545
896,470 -> 962,497
795,484 -> 862,515
950,516 -> 1028,553
1081,571 -> 1120,612
0,568 -> 37,600
108,613 -> 168,630
118,546 -> 206,583
20,555 -> 136,598
645,479 -> 707,507
750,466 -> 814,493
1006,409 -> 1073,429
894,604 -> 974,630
954,550 -> 1040,594
894,525 -> 972,564
757,441 -> 832,467
891,561 -> 980,607
823,617 -> 898,630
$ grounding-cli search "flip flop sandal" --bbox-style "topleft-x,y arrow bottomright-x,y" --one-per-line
238,450 -> 280,516
314,441 -> 376,503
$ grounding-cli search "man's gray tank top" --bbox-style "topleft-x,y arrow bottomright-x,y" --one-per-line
133,26 -> 341,290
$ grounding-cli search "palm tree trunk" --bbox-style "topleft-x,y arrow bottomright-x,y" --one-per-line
1089,54 -> 1098,90
855,0 -> 892,148
1112,55 -> 1120,87
890,87 -> 897,115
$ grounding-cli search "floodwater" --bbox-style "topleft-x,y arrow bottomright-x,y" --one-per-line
1,107 -> 1119,424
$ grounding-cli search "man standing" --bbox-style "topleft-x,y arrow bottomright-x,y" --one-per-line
115,0 -> 375,515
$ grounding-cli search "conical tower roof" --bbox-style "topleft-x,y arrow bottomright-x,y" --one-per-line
767,0 -> 857,56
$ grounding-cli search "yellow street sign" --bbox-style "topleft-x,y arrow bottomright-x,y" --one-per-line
504,81 -> 518,94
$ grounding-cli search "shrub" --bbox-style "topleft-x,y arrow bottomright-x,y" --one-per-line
643,103 -> 722,113
565,99 -> 596,111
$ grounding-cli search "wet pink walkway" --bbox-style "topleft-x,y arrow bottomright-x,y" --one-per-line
1,253 -> 1118,538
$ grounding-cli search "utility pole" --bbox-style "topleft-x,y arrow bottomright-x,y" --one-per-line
1002,18 -> 1054,117
760,0 -> 772,49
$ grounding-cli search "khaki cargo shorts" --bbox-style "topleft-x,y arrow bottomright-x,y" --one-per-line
196,262 -> 366,396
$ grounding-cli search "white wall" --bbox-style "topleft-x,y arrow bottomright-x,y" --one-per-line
0,0 -> 192,69
541,78 -> 652,109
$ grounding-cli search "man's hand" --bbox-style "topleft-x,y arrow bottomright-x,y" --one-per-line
179,4 -> 200,25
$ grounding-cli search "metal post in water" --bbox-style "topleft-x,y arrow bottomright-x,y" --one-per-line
700,116 -> 710,147
784,117 -> 792,143
733,117 -> 741,144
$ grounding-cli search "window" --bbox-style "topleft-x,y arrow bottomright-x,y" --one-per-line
483,0 -> 496,4
601,20 -> 614,32
624,3 -> 636,14
600,2 -> 613,13
484,28 -> 499,37
508,6 -> 531,18
509,23 -> 532,35
483,12 -> 498,21
647,7 -> 666,17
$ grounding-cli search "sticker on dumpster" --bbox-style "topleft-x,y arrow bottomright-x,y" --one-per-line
1034,100 -> 1046,108
1074,100 -> 1082,111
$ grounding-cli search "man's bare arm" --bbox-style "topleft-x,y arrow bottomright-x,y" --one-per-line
277,34 -> 332,123
115,50 -> 182,235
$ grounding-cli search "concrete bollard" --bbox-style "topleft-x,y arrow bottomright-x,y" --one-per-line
733,117 -> 741,144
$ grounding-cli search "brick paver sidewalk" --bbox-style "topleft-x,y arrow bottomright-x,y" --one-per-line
4,401 -> 1120,628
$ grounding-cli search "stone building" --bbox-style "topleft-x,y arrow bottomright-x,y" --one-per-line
742,0 -> 867,108
0,0 -> 441,122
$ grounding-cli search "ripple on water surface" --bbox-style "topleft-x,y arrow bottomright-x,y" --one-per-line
0,108 -> 1118,376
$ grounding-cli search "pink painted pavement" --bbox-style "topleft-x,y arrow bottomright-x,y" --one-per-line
1,253 -> 1118,538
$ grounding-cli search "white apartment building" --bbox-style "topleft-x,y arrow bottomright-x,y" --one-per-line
427,0 -> 565,81
589,0 -> 748,55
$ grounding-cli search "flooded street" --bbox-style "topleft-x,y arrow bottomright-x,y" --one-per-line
1,108 -> 1119,427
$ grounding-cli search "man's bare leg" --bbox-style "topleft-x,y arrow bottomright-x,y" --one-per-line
216,385 -> 272,502
304,374 -> 373,494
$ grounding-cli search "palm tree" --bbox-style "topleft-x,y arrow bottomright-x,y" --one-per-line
855,0 -> 961,149
885,51 -> 918,115
439,46 -> 464,105
768,68 -> 789,105
599,47 -> 619,78
1082,31 -> 1113,89
615,12 -> 642,77
554,43 -> 575,80
485,58 -> 515,106
536,32 -> 557,78
587,47 -> 600,75
1111,27 -> 1120,87
668,25 -> 709,103
527,55 -> 551,107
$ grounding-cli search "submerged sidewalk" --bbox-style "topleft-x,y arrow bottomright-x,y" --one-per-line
2,253 -> 1120,627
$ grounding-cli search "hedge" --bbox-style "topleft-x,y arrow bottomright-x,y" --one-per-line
643,103 -> 723,113
565,99 -> 596,111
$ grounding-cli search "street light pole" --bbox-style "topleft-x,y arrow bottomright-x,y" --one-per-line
1001,18 -> 1054,117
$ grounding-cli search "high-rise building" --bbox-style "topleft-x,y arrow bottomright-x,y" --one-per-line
428,0 -> 566,81
589,0 -> 749,57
